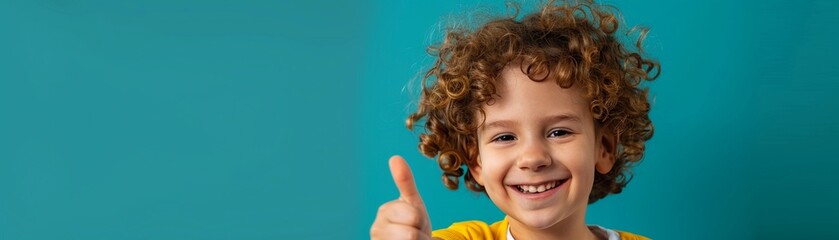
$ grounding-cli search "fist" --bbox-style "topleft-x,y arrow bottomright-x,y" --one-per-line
370,156 -> 432,240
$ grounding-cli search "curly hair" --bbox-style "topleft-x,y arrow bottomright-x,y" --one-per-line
406,0 -> 660,204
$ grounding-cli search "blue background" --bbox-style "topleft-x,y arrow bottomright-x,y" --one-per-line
2,0 -> 838,239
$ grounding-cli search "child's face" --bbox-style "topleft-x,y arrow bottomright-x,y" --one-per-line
471,65 -> 615,230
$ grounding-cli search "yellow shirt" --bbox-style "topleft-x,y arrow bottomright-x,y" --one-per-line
432,218 -> 650,240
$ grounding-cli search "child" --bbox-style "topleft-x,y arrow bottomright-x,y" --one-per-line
371,0 -> 659,239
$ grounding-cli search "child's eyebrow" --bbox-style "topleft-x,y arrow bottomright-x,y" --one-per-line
481,120 -> 518,132
481,114 -> 581,132
544,114 -> 582,125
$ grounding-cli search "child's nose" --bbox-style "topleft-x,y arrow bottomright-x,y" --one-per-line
516,141 -> 552,171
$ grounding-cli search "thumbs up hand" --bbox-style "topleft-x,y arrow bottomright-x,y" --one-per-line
370,156 -> 433,240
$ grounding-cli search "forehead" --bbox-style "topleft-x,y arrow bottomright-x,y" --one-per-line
482,66 -> 591,118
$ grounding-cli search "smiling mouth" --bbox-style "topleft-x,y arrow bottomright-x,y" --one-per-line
513,179 -> 568,194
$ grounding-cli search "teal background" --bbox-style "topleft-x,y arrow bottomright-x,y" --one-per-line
1,0 -> 837,239
0,0 -> 367,239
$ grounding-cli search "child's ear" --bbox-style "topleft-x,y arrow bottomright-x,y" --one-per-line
469,156 -> 484,186
595,126 -> 617,174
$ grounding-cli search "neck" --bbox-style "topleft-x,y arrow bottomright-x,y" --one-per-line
507,208 -> 600,240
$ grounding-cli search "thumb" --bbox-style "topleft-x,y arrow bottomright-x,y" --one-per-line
388,155 -> 425,208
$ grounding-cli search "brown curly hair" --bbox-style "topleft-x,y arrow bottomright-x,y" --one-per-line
406,0 -> 660,204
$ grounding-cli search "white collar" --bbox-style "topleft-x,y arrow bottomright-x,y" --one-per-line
505,224 -> 621,240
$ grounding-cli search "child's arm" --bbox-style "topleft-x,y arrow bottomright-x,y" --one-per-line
370,156 -> 439,240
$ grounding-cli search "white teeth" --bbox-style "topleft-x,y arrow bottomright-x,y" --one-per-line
517,181 -> 562,193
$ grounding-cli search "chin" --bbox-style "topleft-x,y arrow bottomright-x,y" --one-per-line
516,211 -> 564,230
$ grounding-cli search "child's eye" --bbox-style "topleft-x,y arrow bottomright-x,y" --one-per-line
491,134 -> 516,143
548,129 -> 572,138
